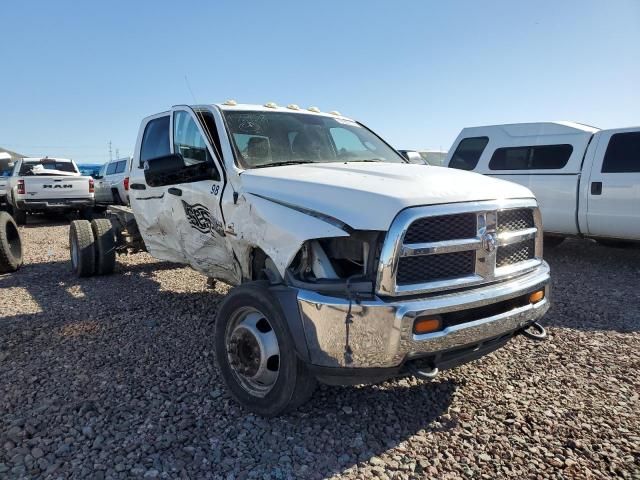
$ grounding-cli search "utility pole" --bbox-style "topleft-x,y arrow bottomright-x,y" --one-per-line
108,141 -> 113,161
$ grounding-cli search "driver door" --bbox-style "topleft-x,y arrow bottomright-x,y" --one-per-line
165,107 -> 239,283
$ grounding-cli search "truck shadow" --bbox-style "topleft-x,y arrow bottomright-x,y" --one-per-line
0,257 -> 457,478
541,238 -> 639,333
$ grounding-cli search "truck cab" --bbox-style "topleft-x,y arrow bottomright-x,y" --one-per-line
72,102 -> 551,415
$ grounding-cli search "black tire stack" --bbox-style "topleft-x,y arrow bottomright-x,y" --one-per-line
69,218 -> 116,277
0,212 -> 23,273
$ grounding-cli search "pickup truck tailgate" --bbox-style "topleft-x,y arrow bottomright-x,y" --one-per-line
23,176 -> 92,199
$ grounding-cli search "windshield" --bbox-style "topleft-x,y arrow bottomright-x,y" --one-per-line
222,110 -> 406,168
77,164 -> 102,178
20,160 -> 78,175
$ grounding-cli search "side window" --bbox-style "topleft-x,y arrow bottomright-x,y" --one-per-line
99,164 -> 107,177
449,137 -> 489,170
106,162 -> 117,175
489,144 -> 573,170
114,160 -> 126,174
602,132 -> 640,173
173,111 -> 220,180
140,116 -> 170,168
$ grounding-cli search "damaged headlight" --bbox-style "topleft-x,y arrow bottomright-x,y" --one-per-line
287,232 -> 383,295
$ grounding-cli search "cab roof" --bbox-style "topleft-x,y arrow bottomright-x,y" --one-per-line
212,102 -> 355,122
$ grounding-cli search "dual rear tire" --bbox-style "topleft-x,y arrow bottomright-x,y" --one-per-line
69,218 -> 116,277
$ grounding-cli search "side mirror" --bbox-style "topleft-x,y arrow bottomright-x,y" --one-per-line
399,150 -> 425,164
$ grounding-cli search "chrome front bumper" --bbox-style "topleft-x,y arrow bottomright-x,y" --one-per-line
297,262 -> 550,369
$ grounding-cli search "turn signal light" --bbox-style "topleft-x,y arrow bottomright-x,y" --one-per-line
123,177 -> 130,191
529,290 -> 545,304
414,316 -> 442,335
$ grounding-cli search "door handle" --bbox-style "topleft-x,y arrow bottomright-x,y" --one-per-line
591,182 -> 602,195
168,187 -> 182,196
130,183 -> 146,190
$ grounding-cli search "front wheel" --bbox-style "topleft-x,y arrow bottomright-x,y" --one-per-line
214,283 -> 317,416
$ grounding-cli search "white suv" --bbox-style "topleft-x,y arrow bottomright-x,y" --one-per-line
94,157 -> 132,205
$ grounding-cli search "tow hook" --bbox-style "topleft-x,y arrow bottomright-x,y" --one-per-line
520,321 -> 547,341
406,363 -> 439,381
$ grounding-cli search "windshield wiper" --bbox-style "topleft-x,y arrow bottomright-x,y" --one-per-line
253,161 -> 314,169
343,159 -> 385,163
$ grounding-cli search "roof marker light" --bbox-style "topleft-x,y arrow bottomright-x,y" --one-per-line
264,102 -> 278,108
223,99 -> 237,106
307,106 -> 320,113
287,104 -> 300,110
329,110 -> 341,116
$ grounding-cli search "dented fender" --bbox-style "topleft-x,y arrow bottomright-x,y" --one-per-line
226,193 -> 350,279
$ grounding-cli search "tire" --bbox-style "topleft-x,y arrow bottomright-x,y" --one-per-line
214,282 -> 317,416
112,190 -> 123,206
91,218 -> 116,275
0,212 -> 23,273
543,235 -> 564,248
13,207 -> 27,226
69,220 -> 95,277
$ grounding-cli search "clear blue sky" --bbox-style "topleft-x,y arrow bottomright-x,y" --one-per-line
1,0 -> 639,164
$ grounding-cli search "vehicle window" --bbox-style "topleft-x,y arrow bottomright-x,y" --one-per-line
140,116 -> 170,167
194,110 -> 223,157
19,159 -> 78,175
449,137 -> 489,170
114,160 -> 127,174
602,132 -> 640,173
106,162 -> 118,175
174,111 -> 211,164
222,110 -> 405,169
99,164 -> 107,177
489,144 -> 573,170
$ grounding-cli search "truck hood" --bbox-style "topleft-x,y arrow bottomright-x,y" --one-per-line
241,162 -> 535,230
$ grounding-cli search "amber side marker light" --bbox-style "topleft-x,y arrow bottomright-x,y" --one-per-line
414,316 -> 442,335
529,290 -> 545,304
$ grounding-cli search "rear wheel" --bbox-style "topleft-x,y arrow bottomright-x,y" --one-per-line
91,218 -> 116,275
0,212 -> 23,273
214,282 -> 317,416
12,207 -> 27,226
112,190 -> 123,206
69,220 -> 95,277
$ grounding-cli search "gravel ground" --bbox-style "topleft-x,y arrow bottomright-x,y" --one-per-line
0,218 -> 638,479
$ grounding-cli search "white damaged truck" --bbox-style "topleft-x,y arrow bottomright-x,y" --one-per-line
70,102 -> 551,415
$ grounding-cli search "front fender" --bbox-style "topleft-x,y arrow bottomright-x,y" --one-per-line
226,193 -> 350,279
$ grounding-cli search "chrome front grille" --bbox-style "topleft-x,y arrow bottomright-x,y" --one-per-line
404,213 -> 477,243
377,199 -> 543,296
397,251 -> 476,285
497,209 -> 534,233
496,239 -> 536,268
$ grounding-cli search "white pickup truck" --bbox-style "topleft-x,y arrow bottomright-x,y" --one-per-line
69,102 -> 551,415
6,157 -> 95,224
445,122 -> 640,245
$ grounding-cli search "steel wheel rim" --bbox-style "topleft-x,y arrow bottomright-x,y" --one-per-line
225,307 -> 280,397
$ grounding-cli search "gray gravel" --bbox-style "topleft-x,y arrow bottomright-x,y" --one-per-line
0,219 -> 639,479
